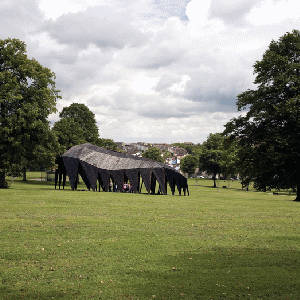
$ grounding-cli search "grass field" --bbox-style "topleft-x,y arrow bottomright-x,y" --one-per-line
0,174 -> 300,299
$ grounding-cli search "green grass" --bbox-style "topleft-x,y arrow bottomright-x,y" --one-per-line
0,175 -> 300,299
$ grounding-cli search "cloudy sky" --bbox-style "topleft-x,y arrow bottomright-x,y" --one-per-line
1,0 -> 299,143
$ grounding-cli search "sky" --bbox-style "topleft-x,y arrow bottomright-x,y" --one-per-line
1,0 -> 300,144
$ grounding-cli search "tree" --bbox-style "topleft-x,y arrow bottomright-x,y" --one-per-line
199,133 -> 223,187
180,155 -> 198,176
142,147 -> 164,163
59,103 -> 99,143
94,138 -> 119,151
54,103 -> 120,152
219,138 -> 240,180
223,30 -> 300,200
162,150 -> 172,161
0,38 -> 60,180
52,117 -> 86,152
173,143 -> 202,156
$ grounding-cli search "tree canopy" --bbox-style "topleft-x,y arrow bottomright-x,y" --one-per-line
52,117 -> 86,152
198,133 -> 223,187
53,103 -> 119,152
173,143 -> 202,156
142,147 -> 164,163
219,137 -> 239,180
94,138 -> 119,151
0,38 -> 60,179
180,155 -> 198,176
223,30 -> 300,200
59,103 -> 99,143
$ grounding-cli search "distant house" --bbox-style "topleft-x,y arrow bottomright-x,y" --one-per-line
115,142 -> 125,151
152,143 -> 170,152
168,146 -> 188,158
134,142 -> 149,152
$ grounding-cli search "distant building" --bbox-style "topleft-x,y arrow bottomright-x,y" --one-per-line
117,143 -> 188,175
134,142 -> 149,152
116,142 -> 125,151
152,143 -> 170,152
169,146 -> 188,158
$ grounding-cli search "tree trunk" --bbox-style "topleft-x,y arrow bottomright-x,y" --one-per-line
213,173 -> 217,188
294,183 -> 300,201
22,167 -> 27,181
294,161 -> 300,201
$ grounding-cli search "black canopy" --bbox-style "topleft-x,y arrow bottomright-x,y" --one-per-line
55,143 -> 188,195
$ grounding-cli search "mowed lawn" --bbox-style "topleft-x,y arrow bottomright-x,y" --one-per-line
0,175 -> 300,299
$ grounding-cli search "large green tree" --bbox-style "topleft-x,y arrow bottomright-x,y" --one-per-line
59,103 -> 99,143
223,30 -> 300,201
142,147 -> 164,163
52,117 -> 86,152
0,38 -> 60,180
199,133 -> 223,187
219,138 -> 239,180
53,103 -> 119,152
180,155 -> 198,176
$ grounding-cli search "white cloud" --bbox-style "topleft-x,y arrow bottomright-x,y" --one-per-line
247,0 -> 300,25
186,0 -> 211,26
39,0 -> 83,20
210,0 -> 263,25
0,0 -> 43,40
41,6 -> 149,50
130,73 -> 159,94
169,75 -> 191,93
1,0 -> 300,143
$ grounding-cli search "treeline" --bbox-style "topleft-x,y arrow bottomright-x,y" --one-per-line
0,38 -> 118,180
180,30 -> 300,201
1,29 -> 300,200
178,134 -> 238,188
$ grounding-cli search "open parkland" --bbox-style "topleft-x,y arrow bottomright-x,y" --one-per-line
0,173 -> 299,299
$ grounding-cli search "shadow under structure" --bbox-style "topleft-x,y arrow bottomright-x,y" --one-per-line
55,143 -> 189,196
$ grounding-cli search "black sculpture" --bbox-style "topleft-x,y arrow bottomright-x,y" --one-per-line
54,156 -> 66,190
55,143 -> 189,195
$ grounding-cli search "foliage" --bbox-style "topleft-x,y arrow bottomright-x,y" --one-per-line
180,154 -> 198,175
198,133 -> 223,187
54,103 -> 119,152
142,147 -> 164,163
162,150 -> 172,161
173,144 -> 202,175
59,103 -> 99,143
94,138 -> 119,151
219,137 -> 240,179
1,177 -> 299,299
0,38 -> 60,179
223,30 -> 300,200
173,143 -> 202,156
52,117 -> 86,153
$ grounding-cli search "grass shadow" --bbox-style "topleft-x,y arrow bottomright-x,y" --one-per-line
125,245 -> 300,299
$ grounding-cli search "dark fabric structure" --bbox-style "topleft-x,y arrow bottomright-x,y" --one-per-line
55,156 -> 67,190
55,143 -> 189,195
